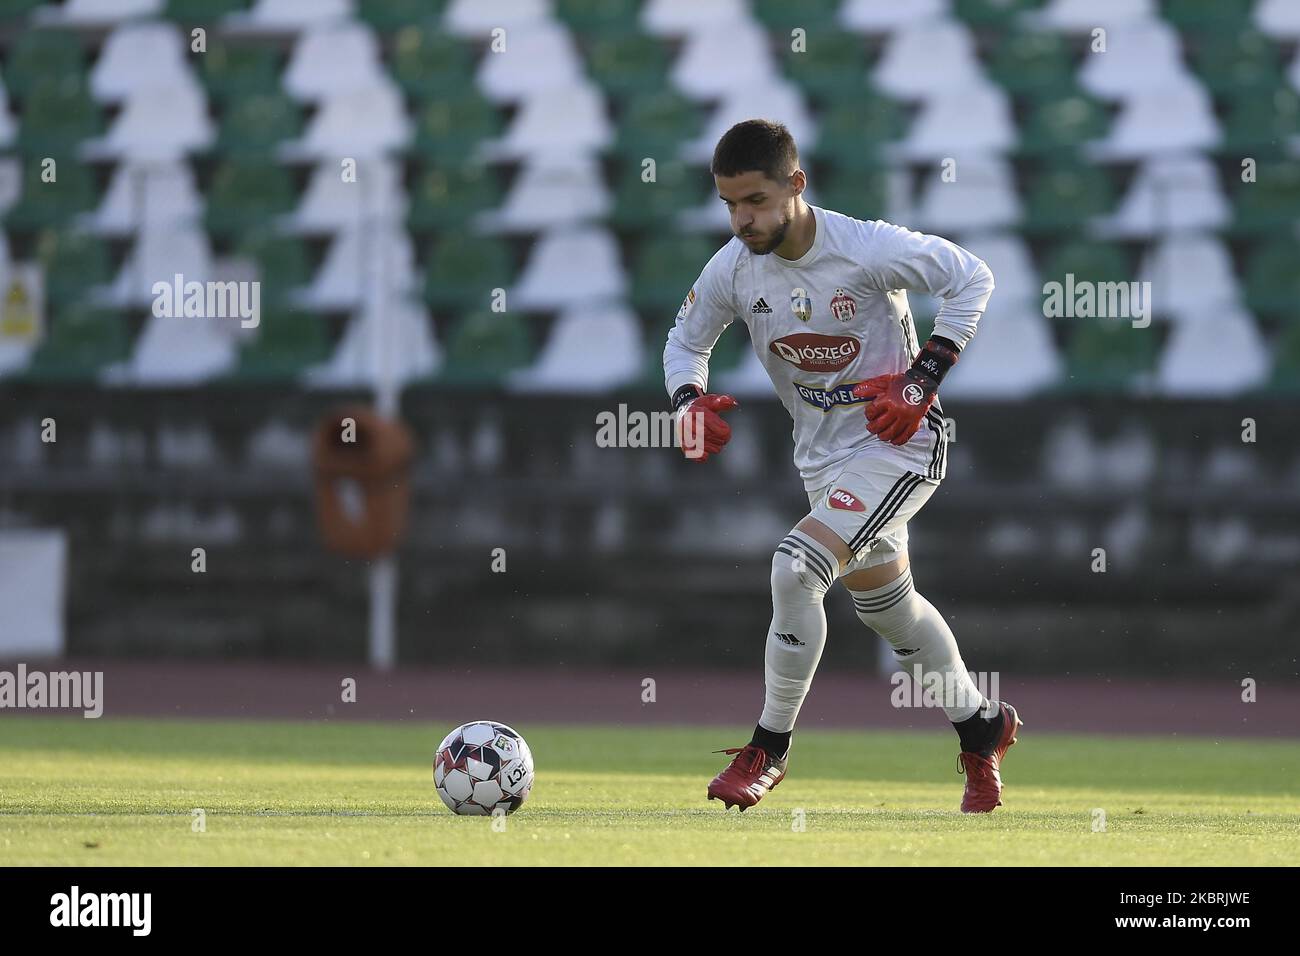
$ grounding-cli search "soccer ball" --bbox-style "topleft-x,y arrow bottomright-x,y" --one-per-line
434,720 -> 534,816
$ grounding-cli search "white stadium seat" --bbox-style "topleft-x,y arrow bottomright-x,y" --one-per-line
482,85 -> 612,161
125,309 -> 238,385
1076,20 -> 1191,101
227,0 -> 355,32
283,84 -> 411,160
640,0 -> 748,36
1093,154 -> 1230,237
1157,307 -> 1268,396
90,22 -> 193,103
873,20 -> 985,100
475,22 -> 586,102
839,0 -> 952,34
1088,81 -> 1221,161
284,158 -> 407,234
442,0 -> 552,37
1138,234 -> 1241,322
508,301 -> 642,392
83,160 -> 204,236
1032,0 -> 1156,31
670,21 -> 778,101
298,225 -> 417,312
913,158 -> 1022,232
1255,0 -> 1300,40
0,77 -> 14,148
940,300 -> 1062,398
958,233 -> 1040,306
106,224 -> 215,308
82,84 -> 213,162
478,153 -> 611,234
896,83 -> 1017,160
512,228 -> 626,310
308,298 -> 441,387
34,0 -> 163,26
282,23 -> 389,101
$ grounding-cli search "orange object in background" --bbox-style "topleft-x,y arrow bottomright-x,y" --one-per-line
311,407 -> 414,558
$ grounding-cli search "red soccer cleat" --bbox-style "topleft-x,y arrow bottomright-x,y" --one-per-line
707,744 -> 788,811
957,702 -> 1023,813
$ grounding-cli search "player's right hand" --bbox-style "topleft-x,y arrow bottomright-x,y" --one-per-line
675,393 -> 738,462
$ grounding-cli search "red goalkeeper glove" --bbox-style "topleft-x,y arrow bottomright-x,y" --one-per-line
672,385 -> 738,462
852,339 -> 959,446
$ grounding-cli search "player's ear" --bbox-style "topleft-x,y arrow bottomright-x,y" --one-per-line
789,168 -> 806,197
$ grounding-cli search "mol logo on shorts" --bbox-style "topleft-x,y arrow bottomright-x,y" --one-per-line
828,488 -> 866,512
769,333 -> 859,372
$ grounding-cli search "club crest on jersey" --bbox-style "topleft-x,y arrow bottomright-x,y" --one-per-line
828,488 -> 866,512
793,380 -> 870,413
791,287 -> 812,323
677,287 -> 695,320
830,288 -> 857,323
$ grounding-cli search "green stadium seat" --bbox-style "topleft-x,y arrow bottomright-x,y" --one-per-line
199,43 -> 281,101
1188,29 -> 1285,95
24,306 -> 129,382
425,237 -> 513,311
439,310 -> 533,384
809,165 -> 889,221
636,314 -> 747,390
356,0 -> 442,32
809,93 -> 906,170
412,95 -> 502,160
5,157 -> 97,231
1042,241 -> 1130,288
1219,87 -> 1300,152
1244,242 -> 1300,323
630,237 -> 719,314
205,161 -> 296,238
164,0 -> 249,21
408,163 -> 501,235
4,30 -> 85,98
986,31 -> 1075,98
15,79 -> 103,155
611,91 -> 703,160
1063,317 -> 1159,390
585,32 -> 669,98
390,24 -> 476,100
1161,0 -> 1253,32
954,0 -> 1045,26
231,309 -> 329,380
610,159 -> 708,231
1019,93 -> 1109,154
780,32 -> 869,102
1270,321 -> 1300,390
554,0 -> 640,34
215,93 -> 303,158
753,0 -> 840,36
38,231 -> 111,308
0,0 -> 42,21
1232,163 -> 1300,232
1023,164 -> 1116,233
239,235 -> 311,304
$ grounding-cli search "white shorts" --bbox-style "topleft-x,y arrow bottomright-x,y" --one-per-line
804,451 -> 939,575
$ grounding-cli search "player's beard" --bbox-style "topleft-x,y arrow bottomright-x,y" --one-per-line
739,205 -> 792,255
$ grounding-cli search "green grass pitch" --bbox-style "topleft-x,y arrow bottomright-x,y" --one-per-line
1,718 -> 1297,865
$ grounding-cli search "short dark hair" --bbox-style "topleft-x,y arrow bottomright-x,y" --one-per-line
710,119 -> 799,183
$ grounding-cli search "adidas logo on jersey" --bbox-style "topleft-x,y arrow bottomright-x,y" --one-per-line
775,632 -> 805,646
751,297 -> 773,314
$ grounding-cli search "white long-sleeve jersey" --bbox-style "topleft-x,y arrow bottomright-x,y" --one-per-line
663,204 -> 995,490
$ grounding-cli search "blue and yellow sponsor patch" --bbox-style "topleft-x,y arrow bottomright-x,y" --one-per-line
794,380 -> 868,413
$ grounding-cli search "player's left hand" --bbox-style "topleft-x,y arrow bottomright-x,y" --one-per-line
852,370 -> 937,445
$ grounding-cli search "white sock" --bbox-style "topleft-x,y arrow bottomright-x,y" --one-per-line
759,530 -> 837,733
849,567 -> 989,722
